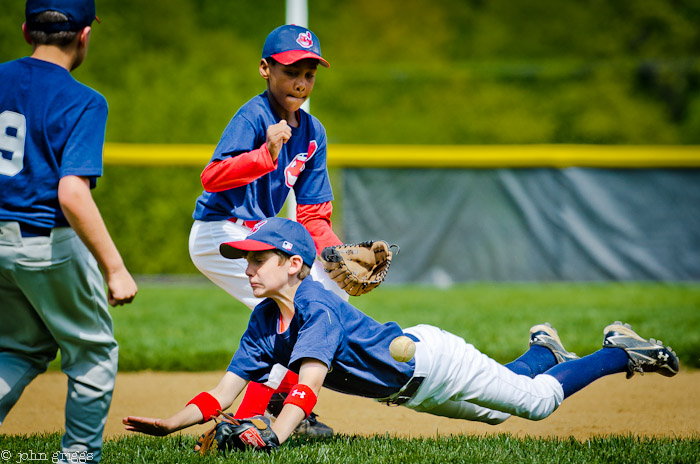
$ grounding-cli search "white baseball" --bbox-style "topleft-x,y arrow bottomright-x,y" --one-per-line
389,335 -> 416,363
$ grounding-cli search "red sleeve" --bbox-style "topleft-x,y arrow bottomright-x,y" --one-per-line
297,202 -> 342,254
200,143 -> 277,192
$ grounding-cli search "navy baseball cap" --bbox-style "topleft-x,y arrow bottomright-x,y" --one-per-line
262,24 -> 329,68
26,0 -> 98,33
220,217 -> 316,266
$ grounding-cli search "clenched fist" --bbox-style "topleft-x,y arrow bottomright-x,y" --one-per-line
266,120 -> 292,162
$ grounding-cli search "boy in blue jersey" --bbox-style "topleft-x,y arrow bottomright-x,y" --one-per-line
0,1 -> 138,463
124,218 -> 679,450
189,24 -> 347,434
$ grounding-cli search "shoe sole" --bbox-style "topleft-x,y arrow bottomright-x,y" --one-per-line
603,321 -> 679,377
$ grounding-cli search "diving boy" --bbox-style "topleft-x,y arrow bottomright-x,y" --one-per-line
124,218 -> 679,451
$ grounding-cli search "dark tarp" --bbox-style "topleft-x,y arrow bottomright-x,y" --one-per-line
341,168 -> 700,284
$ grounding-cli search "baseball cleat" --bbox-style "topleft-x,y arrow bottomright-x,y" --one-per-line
603,321 -> 680,379
292,412 -> 334,437
529,322 -> 579,364
266,393 -> 334,437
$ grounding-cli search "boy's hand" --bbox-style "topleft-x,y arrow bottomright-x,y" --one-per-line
105,267 -> 138,306
122,416 -> 173,436
266,120 -> 292,162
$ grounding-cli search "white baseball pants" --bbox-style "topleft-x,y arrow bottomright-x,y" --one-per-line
402,324 -> 565,424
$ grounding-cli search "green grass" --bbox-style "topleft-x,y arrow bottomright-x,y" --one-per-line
1,432 -> 698,464
352,282 -> 700,368
76,280 -> 700,371
17,282 -> 700,462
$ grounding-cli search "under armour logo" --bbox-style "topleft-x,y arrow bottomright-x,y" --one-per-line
658,352 -> 669,362
291,389 -> 306,399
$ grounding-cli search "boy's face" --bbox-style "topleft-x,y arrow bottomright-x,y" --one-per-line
262,58 -> 318,115
244,251 -> 290,299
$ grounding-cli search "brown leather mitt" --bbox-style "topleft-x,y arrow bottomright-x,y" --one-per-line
194,412 -> 279,455
320,241 -> 396,296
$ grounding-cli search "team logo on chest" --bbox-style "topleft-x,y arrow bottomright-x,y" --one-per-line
284,140 -> 318,188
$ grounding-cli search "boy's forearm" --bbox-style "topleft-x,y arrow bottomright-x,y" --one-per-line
200,145 -> 276,192
124,373 -> 246,436
269,359 -> 328,443
162,404 -> 207,433
57,175 -> 127,275
270,404 -> 306,443
297,202 -> 342,252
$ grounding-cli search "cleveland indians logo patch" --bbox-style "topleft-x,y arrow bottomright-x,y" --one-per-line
248,220 -> 267,235
296,31 -> 313,49
284,140 -> 317,188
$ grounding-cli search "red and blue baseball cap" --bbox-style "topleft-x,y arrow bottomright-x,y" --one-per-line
262,24 -> 329,68
26,0 -> 99,33
220,217 -> 316,266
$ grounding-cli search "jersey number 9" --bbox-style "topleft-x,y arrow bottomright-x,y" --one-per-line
0,110 -> 26,177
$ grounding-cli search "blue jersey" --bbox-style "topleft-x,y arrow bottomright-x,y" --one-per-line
0,58 -> 107,229
228,279 -> 415,399
193,93 -> 334,222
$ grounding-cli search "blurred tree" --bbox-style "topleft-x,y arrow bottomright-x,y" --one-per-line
2,0 -> 698,274
0,0 -> 697,145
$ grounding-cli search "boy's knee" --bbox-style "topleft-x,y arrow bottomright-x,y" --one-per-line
521,374 -> 565,421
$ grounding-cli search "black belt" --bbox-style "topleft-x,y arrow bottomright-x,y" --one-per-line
378,376 -> 425,406
20,223 -> 52,237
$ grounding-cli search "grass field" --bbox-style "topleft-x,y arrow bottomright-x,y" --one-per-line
102,279 -> 700,371
13,280 -> 700,462
1,432 -> 698,463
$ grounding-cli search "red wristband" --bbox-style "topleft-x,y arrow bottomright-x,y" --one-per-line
283,384 -> 317,418
186,392 -> 221,422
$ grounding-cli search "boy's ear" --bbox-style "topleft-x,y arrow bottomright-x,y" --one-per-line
22,23 -> 32,45
79,26 -> 91,47
288,255 -> 304,275
259,58 -> 271,80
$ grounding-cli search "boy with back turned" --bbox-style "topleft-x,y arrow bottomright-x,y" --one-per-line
0,1 -> 137,462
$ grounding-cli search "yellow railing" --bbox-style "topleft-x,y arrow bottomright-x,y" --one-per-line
104,143 -> 700,168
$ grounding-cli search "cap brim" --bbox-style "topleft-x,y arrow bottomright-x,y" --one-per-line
271,50 -> 329,68
220,240 -> 276,259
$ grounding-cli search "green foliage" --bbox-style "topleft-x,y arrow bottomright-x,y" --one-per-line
2,0 -> 698,144
47,281 -> 698,372
90,165 -> 342,274
111,277 -> 250,371
1,432 -> 698,464
92,165 -> 203,274
4,1 -> 699,274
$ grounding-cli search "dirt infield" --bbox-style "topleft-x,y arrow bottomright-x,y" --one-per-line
2,370 -> 698,440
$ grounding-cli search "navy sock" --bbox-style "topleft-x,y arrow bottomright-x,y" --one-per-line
547,347 -> 629,398
505,345 -> 557,378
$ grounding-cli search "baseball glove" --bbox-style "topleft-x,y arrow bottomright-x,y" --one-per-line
320,241 -> 397,296
194,412 -> 279,455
